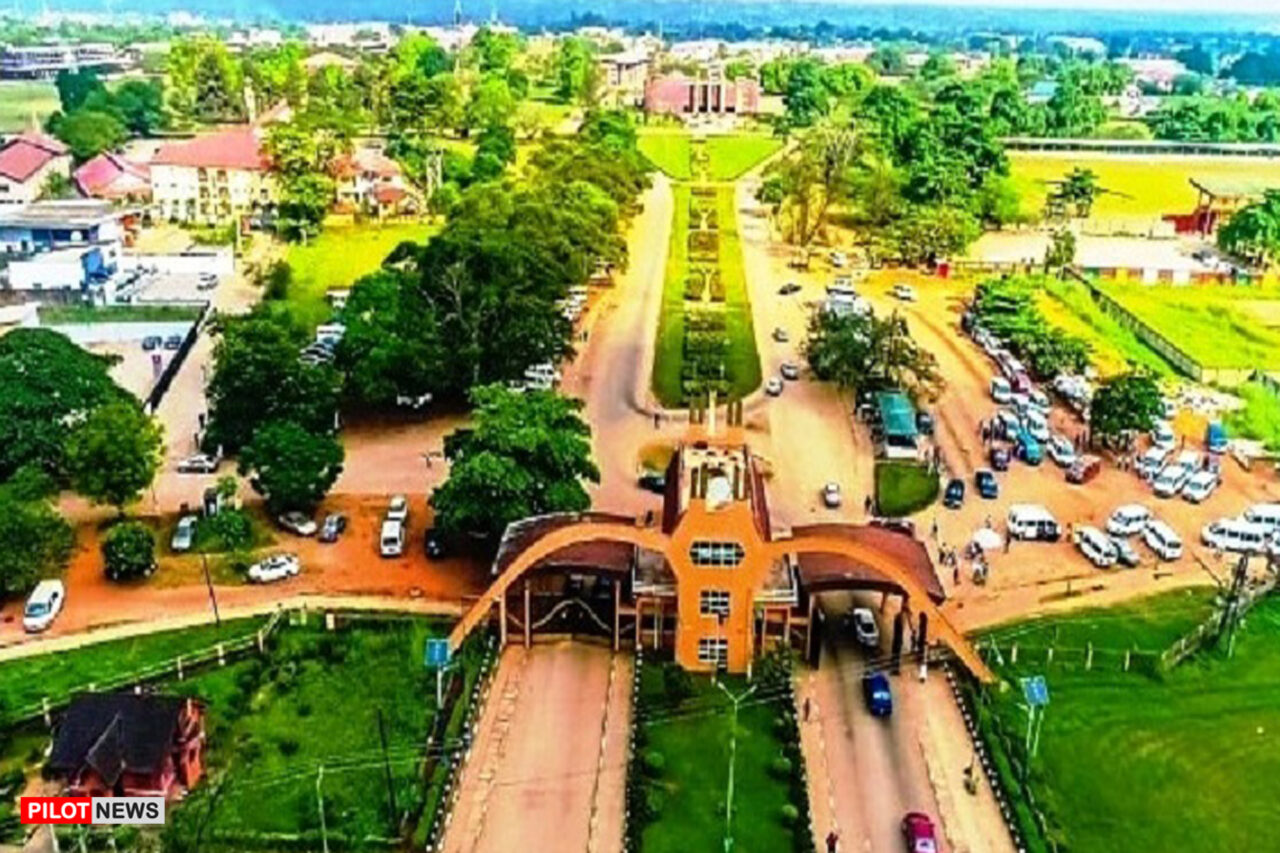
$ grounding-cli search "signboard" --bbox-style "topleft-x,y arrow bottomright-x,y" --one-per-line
1021,675 -> 1050,708
424,638 -> 451,669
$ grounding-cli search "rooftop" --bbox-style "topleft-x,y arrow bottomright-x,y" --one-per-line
0,200 -> 124,229
0,131 -> 68,182
48,693 -> 195,785
876,391 -> 918,440
152,126 -> 269,171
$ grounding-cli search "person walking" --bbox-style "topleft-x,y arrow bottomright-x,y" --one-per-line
826,830 -> 839,853
803,697 -> 811,722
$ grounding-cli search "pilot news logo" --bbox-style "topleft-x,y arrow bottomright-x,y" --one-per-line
20,796 -> 166,825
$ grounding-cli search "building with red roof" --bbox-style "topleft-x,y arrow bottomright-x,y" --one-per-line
332,145 -> 427,218
149,127 -> 276,224
0,131 -> 71,207
73,152 -> 151,202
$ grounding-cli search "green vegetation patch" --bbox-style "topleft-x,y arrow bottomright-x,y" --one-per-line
1096,282 -> 1280,370
638,131 -> 693,180
1226,380 -> 1280,451
0,81 -> 59,132
1034,277 -> 1174,377
281,222 -> 438,332
706,134 -> 783,181
38,304 -> 204,324
873,462 -> 938,517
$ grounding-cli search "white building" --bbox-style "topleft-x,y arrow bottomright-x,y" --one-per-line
150,127 -> 276,224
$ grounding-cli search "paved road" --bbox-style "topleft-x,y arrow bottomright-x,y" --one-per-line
442,644 -> 630,853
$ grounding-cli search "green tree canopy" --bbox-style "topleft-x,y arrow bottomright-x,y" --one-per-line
64,401 -> 164,513
102,520 -> 156,582
804,308 -> 941,399
47,109 -> 127,162
432,385 -> 599,540
0,493 -> 73,597
239,419 -> 344,514
1090,371 -> 1163,441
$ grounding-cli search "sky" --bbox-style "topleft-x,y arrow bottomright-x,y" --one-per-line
800,0 -> 1277,10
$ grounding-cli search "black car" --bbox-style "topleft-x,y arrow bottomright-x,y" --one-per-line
943,478 -> 965,509
989,446 -> 1011,472
916,411 -> 935,436
319,513 -> 347,543
141,335 -> 162,351
975,469 -> 999,500
425,528 -> 447,559
163,334 -> 184,350
638,471 -> 666,494
778,282 -> 801,296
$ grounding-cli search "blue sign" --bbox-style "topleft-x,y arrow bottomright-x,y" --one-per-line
425,638 -> 451,669
1021,675 -> 1050,708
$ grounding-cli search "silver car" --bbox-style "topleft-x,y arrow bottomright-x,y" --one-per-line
171,515 -> 197,553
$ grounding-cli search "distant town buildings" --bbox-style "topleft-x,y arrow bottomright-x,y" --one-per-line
598,50 -> 652,108
0,132 -> 70,207
305,22 -> 395,53
645,69 -> 761,117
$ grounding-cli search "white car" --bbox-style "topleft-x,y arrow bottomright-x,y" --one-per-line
176,453 -> 221,474
1110,536 -> 1141,567
990,377 -> 1012,404
1073,526 -> 1117,568
851,607 -> 880,648
830,251 -> 848,268
822,482 -> 842,508
1027,389 -> 1052,414
1181,470 -> 1220,503
1150,421 -> 1176,450
765,377 -> 784,396
171,515 -> 198,553
780,362 -> 800,380
891,283 -> 917,301
1152,463 -> 1191,498
23,580 -> 65,633
1142,520 -> 1184,561
1047,434 -> 1076,468
1022,411 -> 1050,443
247,553 -> 300,583
386,495 -> 409,522
1106,504 -> 1152,537
276,511 -> 317,537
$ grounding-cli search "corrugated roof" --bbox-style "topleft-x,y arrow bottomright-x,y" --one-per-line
876,391 -> 918,440
152,126 -> 269,171
49,693 -> 190,780
0,133 -> 67,182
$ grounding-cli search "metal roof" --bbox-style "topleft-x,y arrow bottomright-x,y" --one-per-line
876,391 -> 918,440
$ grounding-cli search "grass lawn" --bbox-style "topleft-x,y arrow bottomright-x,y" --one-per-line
0,618 -> 264,722
636,663 -> 801,853
1009,153 -> 1280,225
716,184 -> 763,400
973,588 -> 1280,853
1226,380 -> 1280,451
282,222 -> 437,331
1095,282 -> 1280,370
38,304 -> 205,324
638,131 -> 693,180
0,81 -> 59,132
1034,277 -> 1175,377
653,184 -> 692,405
874,462 -> 938,517
706,134 -> 783,181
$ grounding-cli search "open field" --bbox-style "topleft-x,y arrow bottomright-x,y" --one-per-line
1226,380 -> 1280,450
973,588 -> 1280,853
634,661 -> 803,853
1034,277 -> 1175,377
0,81 -> 59,132
1096,281 -> 1280,370
282,222 -> 437,331
1009,153 -> 1280,225
705,134 -> 783,180
638,131 -> 693,180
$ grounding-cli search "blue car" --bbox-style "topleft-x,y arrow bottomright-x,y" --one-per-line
1016,429 -> 1043,466
975,469 -> 999,500
863,671 -> 893,717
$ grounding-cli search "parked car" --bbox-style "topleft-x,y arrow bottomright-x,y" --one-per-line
276,511 -> 317,537
1021,410 -> 1050,443
993,409 -> 1021,440
975,469 -> 999,500
1181,470 -> 1220,504
23,580 -> 65,633
1027,389 -> 1052,414
380,519 -> 406,557
1153,463 -> 1192,498
319,513 -> 347,543
141,335 -> 162,351
915,410 -> 935,436
901,812 -> 938,853
778,282 -> 801,296
1073,526 -> 1117,568
1206,421 -> 1229,454
386,495 -> 409,522
772,327 -> 789,343
862,671 -> 893,717
822,482 -> 842,508
424,527 -> 448,559
1015,430 -> 1042,466
1047,434 -> 1076,468
638,471 -> 666,494
1142,520 -> 1184,561
1150,421 -> 1176,450
163,334 -> 183,350
247,553 -> 300,583
943,478 -> 965,509
171,515 -> 198,553
1066,455 -> 1102,485
1110,536 -> 1141,568
1007,504 -> 1061,542
780,361 -> 800,380
989,376 -> 1012,404
891,283 -> 917,301
176,453 -> 220,474
830,250 -> 848,268
765,377 -> 784,396
989,445 -> 1010,472
1106,505 -> 1152,537
851,607 -> 880,648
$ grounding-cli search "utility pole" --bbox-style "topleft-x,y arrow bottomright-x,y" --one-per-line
316,765 -> 330,853
201,553 -> 221,628
377,708 -> 399,831
1218,555 -> 1250,657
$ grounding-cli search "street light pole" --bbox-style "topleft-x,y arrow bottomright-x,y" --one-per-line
201,553 -> 221,628
316,765 -> 330,853
716,681 -> 757,853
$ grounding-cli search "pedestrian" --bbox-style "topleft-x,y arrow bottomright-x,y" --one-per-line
826,830 -> 839,853
803,697 -> 811,722
864,494 -> 873,514
653,411 -> 660,430
931,516 -> 939,541
953,565 -> 960,586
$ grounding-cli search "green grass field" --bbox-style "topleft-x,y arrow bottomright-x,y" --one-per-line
638,131 -> 693,180
873,462 -> 939,517
0,81 -> 59,132
1034,277 -> 1175,377
282,222 -> 437,331
636,664 -> 801,853
716,184 -> 763,399
1009,153 -> 1280,224
706,134 -> 783,181
1095,282 -> 1280,370
1226,380 -> 1280,450
38,304 -> 205,324
975,588 -> 1280,853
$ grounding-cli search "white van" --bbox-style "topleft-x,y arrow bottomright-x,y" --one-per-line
1022,410 -> 1050,443
1150,421 -> 1175,450
379,519 -> 405,558
1106,504 -> 1151,536
990,376 -> 1011,404
1007,505 -> 1061,542
523,363 -> 561,390
1074,526 -> 1117,568
1181,470 -> 1220,504
23,579 -> 65,633
1201,519 -> 1271,555
1152,463 -> 1191,498
1136,446 -> 1171,480
1142,520 -> 1183,561
1243,503 -> 1280,531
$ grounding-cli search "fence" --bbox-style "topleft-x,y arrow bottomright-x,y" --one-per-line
143,298 -> 212,415
1160,576 -> 1275,669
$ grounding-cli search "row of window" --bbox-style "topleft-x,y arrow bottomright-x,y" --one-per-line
689,540 -> 744,567
697,637 -> 728,666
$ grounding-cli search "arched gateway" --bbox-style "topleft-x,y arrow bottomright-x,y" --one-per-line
449,417 -> 993,684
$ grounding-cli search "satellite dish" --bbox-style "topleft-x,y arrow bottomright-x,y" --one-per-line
706,474 -> 733,509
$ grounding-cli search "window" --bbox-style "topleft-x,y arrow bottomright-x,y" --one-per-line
700,589 -> 730,617
689,541 -> 744,568
698,637 -> 728,666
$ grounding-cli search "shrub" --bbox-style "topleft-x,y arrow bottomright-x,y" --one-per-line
644,784 -> 666,818
770,755 -> 793,778
261,260 -> 292,301
203,508 -> 254,552
662,662 -> 694,703
780,803 -> 800,826
642,749 -> 666,777
276,736 -> 300,756
102,521 -> 156,581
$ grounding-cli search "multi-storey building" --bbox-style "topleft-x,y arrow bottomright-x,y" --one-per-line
150,127 -> 275,225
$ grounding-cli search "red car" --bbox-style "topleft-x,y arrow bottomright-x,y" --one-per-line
901,812 -> 938,853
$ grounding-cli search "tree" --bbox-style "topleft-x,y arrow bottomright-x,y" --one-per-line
782,58 -> 829,128
1219,190 -> 1280,267
553,37 -> 602,106
238,420 -> 344,514
64,401 -> 164,514
101,521 -> 156,582
55,68 -> 105,112
804,309 -> 941,399
1044,228 -> 1077,270
1089,371 -> 1163,441
336,270 -> 444,408
111,79 -> 165,135
0,494 -> 73,596
466,74 -> 517,132
762,123 -> 858,245
432,385 -> 599,540
205,311 -> 340,453
264,115 -> 349,241
0,329 -> 128,480
866,46 -> 907,76
47,109 -> 127,162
